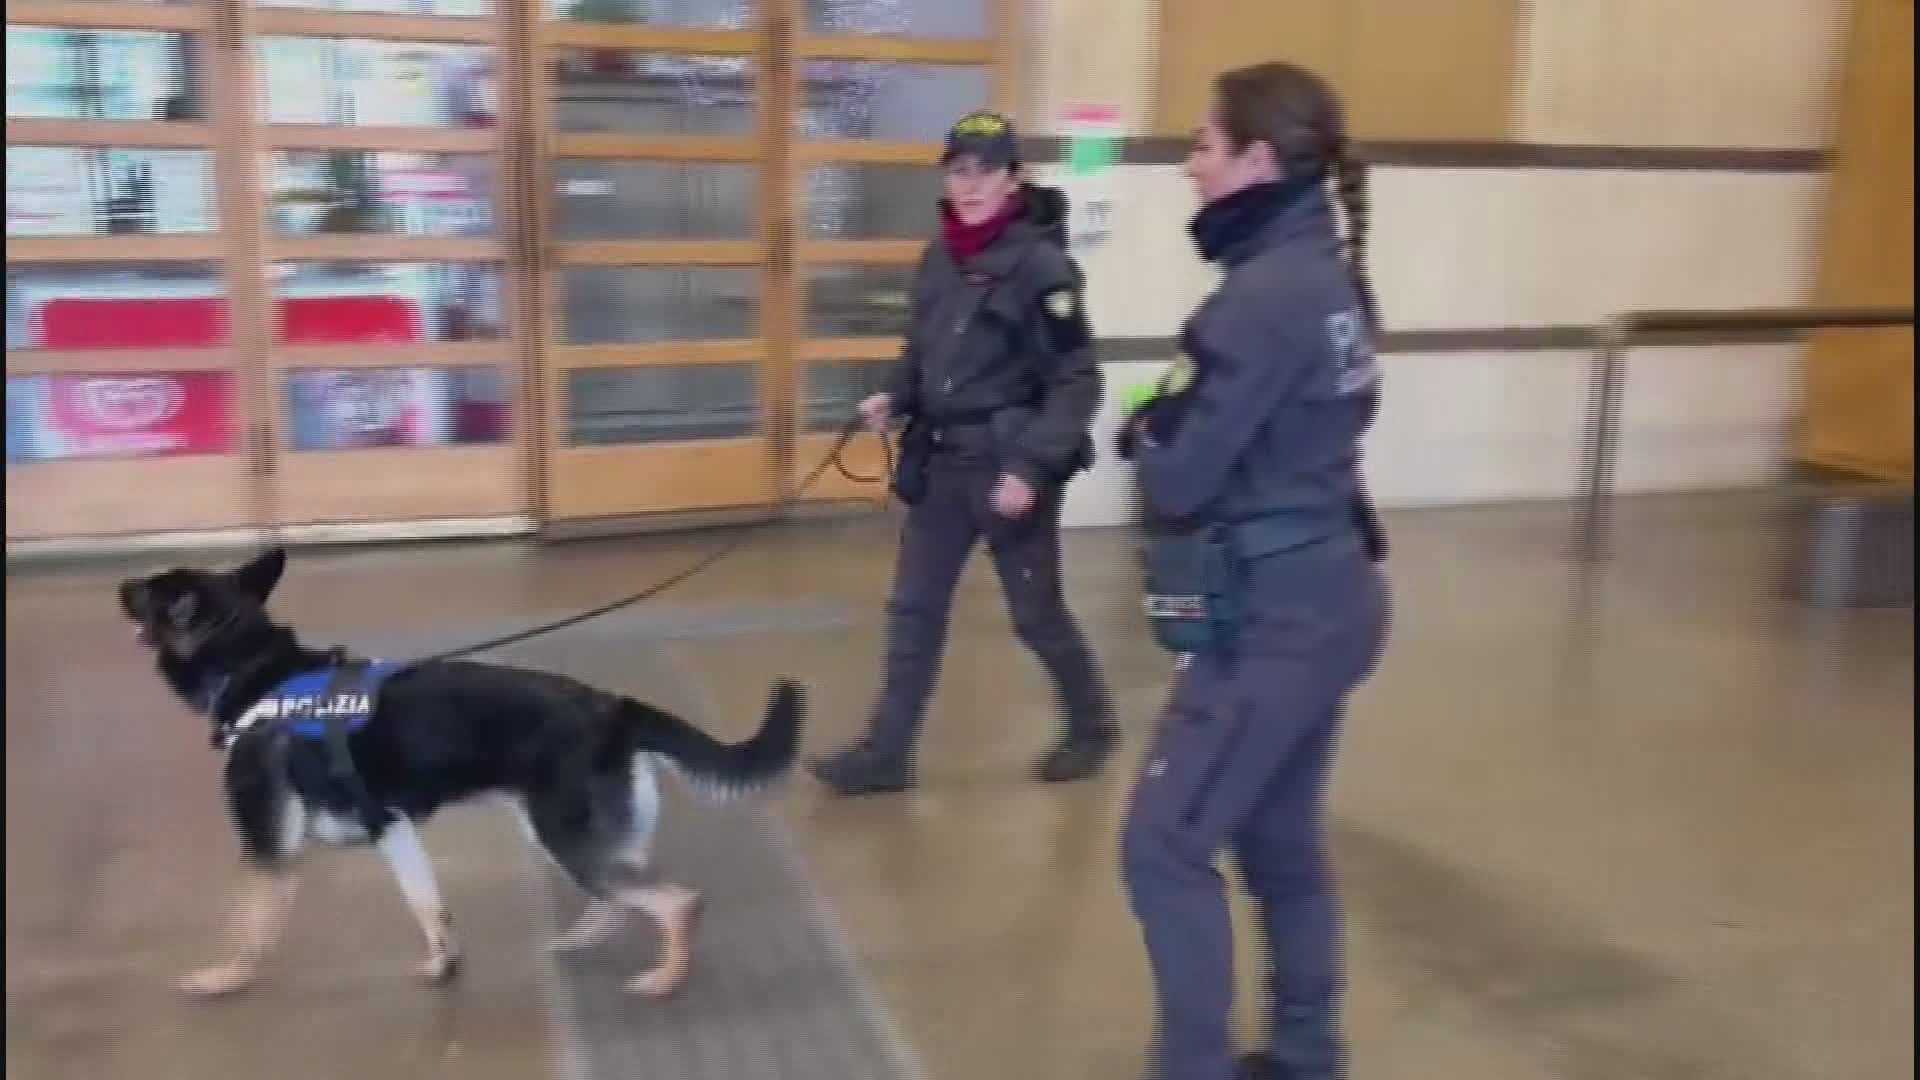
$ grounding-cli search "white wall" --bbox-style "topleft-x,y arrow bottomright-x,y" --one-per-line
1038,162 -> 1823,527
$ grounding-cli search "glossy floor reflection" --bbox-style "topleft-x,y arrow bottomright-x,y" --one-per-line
7,493 -> 1913,1080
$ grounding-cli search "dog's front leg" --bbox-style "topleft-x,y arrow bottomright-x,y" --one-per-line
180,869 -> 298,998
376,815 -> 463,984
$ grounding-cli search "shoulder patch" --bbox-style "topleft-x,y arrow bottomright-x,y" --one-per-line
1039,284 -> 1092,352
1325,308 -> 1380,396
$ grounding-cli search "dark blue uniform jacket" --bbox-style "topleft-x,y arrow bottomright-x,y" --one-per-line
1135,188 -> 1381,539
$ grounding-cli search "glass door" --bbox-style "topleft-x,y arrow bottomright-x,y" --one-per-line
786,0 -> 1007,502
530,0 -> 1016,522
246,0 -> 530,527
532,0 -> 780,520
6,3 -> 259,539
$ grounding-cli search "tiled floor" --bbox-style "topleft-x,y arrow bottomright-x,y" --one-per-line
6,494 -> 1912,1079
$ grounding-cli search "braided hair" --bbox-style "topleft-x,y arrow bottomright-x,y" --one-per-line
1214,62 -> 1383,333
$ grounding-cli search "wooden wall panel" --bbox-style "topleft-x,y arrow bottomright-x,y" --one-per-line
1153,0 -> 1347,136
1023,0 -> 1158,132
1152,0 -> 1518,140
1516,0 -> 1849,149
1346,0 -> 1518,142
1799,0 -> 1915,482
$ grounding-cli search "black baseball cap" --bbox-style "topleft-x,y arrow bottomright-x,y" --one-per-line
943,110 -> 1020,170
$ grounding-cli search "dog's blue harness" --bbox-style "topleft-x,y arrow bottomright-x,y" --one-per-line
234,657 -> 398,835
242,659 -> 397,741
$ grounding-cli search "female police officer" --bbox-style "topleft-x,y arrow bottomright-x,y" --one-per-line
810,110 -> 1120,796
1118,63 -> 1390,1079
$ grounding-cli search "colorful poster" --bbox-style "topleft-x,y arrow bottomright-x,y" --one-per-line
7,371 -> 240,461
285,366 -> 508,450
6,146 -> 96,236
380,160 -> 489,235
1058,101 -> 1125,253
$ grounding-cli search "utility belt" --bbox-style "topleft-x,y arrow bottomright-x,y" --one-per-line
1143,500 -> 1386,656
892,399 -> 1092,505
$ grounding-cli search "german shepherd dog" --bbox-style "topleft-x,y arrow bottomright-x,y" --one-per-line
118,547 -> 804,999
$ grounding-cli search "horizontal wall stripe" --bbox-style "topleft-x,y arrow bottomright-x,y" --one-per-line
1024,138 -> 1829,172
1093,323 -> 1805,363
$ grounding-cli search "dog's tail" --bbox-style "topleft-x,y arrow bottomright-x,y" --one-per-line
618,679 -> 804,804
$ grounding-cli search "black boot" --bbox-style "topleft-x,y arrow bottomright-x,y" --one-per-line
810,740 -> 914,796
1238,1051 -> 1342,1080
1235,1053 -> 1280,1079
1033,723 -> 1119,783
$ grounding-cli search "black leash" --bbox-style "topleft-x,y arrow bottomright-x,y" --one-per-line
405,415 -> 893,667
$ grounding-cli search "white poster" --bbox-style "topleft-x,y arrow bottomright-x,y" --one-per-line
92,30 -> 181,120
347,41 -> 445,127
6,28 -> 81,119
128,149 -> 217,233
6,146 -> 96,236
260,37 -> 342,125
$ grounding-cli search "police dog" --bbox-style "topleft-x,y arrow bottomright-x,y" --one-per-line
118,546 -> 803,999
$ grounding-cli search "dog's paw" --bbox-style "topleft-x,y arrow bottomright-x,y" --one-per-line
179,961 -> 257,999
417,948 -> 464,986
624,964 -> 689,999
548,901 -> 626,953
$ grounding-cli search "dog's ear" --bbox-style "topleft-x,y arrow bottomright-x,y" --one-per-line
230,546 -> 287,603
167,592 -> 198,628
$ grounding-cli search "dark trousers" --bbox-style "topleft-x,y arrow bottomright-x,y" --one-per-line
1121,543 -> 1388,1080
867,457 -> 1114,757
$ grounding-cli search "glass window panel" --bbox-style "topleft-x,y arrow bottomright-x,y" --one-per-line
8,147 -> 218,237
800,0 -> 987,39
6,27 -> 202,121
804,264 -> 915,338
285,365 -> 510,450
261,0 -> 495,17
6,262 -> 229,350
258,38 -> 499,129
802,163 -> 939,240
270,152 -> 498,237
560,267 -> 756,344
6,370 -> 240,463
271,262 -> 508,344
565,364 -> 756,444
798,62 -> 990,142
551,49 -> 753,136
553,159 -> 755,241
543,0 -> 747,28
803,358 -> 893,433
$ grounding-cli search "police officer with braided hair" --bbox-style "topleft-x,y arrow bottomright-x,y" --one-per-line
810,110 -> 1120,796
1116,63 -> 1390,1080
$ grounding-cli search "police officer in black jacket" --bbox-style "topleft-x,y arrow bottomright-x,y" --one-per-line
1118,63 -> 1389,1080
810,110 -> 1119,796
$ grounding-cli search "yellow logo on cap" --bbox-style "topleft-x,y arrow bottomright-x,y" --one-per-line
954,113 -> 1007,137
1045,288 -> 1076,319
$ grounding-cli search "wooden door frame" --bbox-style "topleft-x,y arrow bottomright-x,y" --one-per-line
522,0 -> 1021,526
5,2 -> 260,539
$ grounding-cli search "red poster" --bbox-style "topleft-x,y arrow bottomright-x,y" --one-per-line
279,295 -> 425,345
38,372 -> 239,458
34,297 -> 229,350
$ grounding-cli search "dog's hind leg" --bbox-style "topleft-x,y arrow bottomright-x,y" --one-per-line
376,815 -> 462,984
616,883 -> 703,998
523,789 -> 636,953
540,765 -> 658,952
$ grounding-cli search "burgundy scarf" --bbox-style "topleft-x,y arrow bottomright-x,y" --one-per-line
940,193 -> 1024,262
